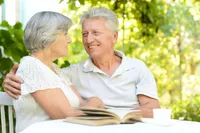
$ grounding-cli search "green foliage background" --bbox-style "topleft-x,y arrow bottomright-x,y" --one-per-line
0,0 -> 200,122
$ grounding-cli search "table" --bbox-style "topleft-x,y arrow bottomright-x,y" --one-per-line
20,119 -> 200,133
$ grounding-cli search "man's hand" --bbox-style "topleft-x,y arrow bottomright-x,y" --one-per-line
135,94 -> 160,118
84,97 -> 105,108
2,64 -> 23,99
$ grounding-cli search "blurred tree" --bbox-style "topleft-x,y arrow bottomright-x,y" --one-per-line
0,0 -> 3,4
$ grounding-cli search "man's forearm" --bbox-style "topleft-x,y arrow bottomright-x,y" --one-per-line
135,101 -> 160,118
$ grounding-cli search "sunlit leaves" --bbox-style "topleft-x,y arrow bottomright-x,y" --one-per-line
0,0 -> 3,5
0,20 -> 28,91
171,94 -> 200,121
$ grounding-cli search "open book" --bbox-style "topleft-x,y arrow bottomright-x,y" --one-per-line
64,107 -> 142,126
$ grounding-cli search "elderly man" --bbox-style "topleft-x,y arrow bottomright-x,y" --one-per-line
3,7 -> 160,117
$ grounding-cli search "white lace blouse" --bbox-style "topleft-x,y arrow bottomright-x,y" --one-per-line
13,56 -> 80,133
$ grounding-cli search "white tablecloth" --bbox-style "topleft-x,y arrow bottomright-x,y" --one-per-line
20,119 -> 200,133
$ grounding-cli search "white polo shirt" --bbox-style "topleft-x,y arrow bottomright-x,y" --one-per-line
62,50 -> 158,108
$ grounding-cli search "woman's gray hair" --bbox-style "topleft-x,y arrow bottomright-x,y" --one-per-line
24,11 -> 72,52
80,7 -> 118,32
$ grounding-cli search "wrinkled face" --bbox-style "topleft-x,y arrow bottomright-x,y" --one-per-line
49,32 -> 72,58
82,18 -> 118,59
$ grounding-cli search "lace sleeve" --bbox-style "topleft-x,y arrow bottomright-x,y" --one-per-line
16,57 -> 62,95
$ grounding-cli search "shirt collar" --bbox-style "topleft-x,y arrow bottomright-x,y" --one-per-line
82,50 -> 136,73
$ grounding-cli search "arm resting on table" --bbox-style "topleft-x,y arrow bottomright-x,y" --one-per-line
135,94 -> 160,118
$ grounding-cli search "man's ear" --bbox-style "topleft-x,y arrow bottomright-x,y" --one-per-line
112,32 -> 118,44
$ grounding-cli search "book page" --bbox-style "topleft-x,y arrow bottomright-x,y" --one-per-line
77,107 -> 140,120
77,107 -> 120,119
107,108 -> 140,120
64,107 -> 141,126
65,117 -> 120,126
121,111 -> 142,123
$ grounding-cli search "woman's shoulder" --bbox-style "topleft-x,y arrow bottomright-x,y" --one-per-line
17,56 -> 54,78
18,56 -> 40,68
18,56 -> 48,71
17,56 -> 63,95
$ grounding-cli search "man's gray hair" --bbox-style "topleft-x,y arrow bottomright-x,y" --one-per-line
24,11 -> 72,52
80,7 -> 118,32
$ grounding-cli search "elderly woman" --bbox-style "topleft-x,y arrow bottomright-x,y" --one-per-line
3,8 -> 160,119
13,11 -> 104,133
